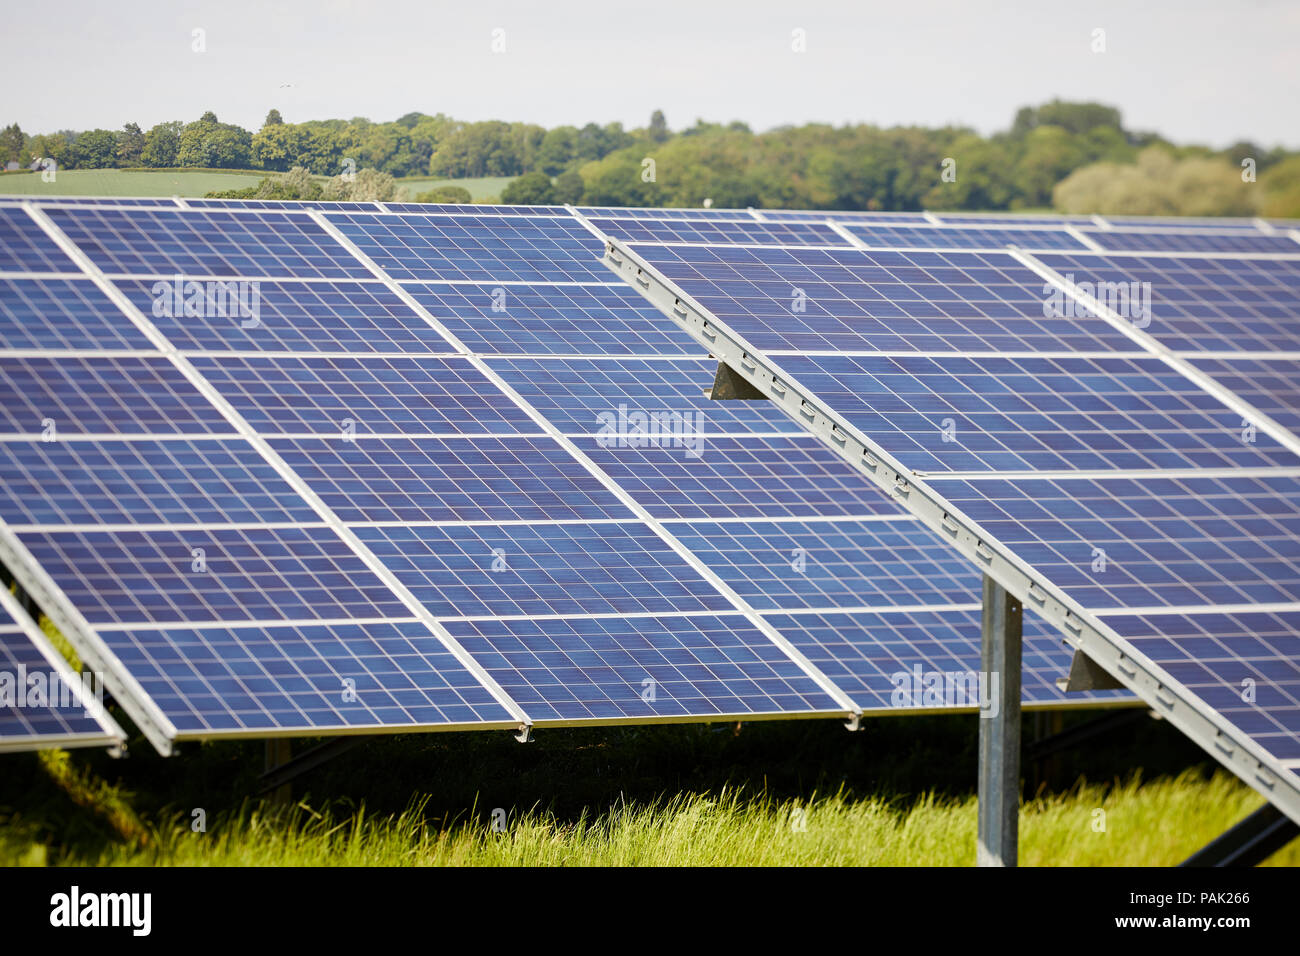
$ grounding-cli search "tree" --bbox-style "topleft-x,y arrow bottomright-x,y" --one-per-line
252,122 -> 310,171
0,124 -> 25,165
1259,156 -> 1300,217
501,171 -> 555,204
140,121 -> 182,166
264,109 -> 284,127
538,125 -> 578,175
177,114 -> 252,168
200,110 -> 218,124
116,122 -> 146,165
552,169 -> 584,204
322,166 -> 395,201
413,185 -> 473,203
72,129 -> 117,168
1053,147 -> 1253,216
648,110 -> 670,143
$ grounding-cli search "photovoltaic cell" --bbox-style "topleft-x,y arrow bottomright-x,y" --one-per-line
445,613 -> 842,722
1189,357 -> 1300,433
13,197 -> 181,207
759,210 -> 932,223
325,213 -> 609,282
190,355 -> 536,435
1102,610 -> 1300,759
114,279 -> 454,354
938,473 -> 1300,609
773,352 -> 1298,472
1035,253 -> 1300,352
268,436 -> 633,523
0,208 -> 77,272
598,217 -> 848,246
356,522 -> 735,618
0,438 -> 318,526
631,244 -> 1142,353
101,619 -> 514,734
765,609 -> 1131,711
185,199 -> 380,211
674,517 -> 978,611
0,626 -> 119,748
18,526 -> 411,626
484,357 -> 802,434
47,207 -> 371,279
935,214 -> 1095,226
0,279 -> 152,350
1103,217 -> 1264,231
1082,230 -> 1300,255
405,282 -> 698,355
844,223 -> 1089,251
577,207 -> 755,220
572,434 -> 903,520
383,203 -> 562,216
0,356 -> 232,435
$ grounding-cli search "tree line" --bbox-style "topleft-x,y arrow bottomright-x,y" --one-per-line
2,102 -> 1297,216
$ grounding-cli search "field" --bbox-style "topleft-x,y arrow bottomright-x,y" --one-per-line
390,175 -> 516,201
3,714 -> 1294,866
0,168 -> 267,197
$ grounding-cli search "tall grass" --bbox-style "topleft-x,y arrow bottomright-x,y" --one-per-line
6,770 -> 1294,867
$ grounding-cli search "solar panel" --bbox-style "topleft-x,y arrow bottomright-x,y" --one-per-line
324,212 -> 609,282
626,244 -> 1143,353
843,223 -> 1089,251
356,522 -> 737,618
0,356 -> 232,435
484,356 -> 803,434
115,279 -> 456,354
385,203 -> 563,216
577,206 -> 755,220
1190,358 -> 1300,433
405,282 -> 699,355
770,352 -> 1298,472
0,278 -> 153,350
759,210 -> 932,223
1034,253 -> 1300,352
190,355 -> 539,435
1102,216 -> 1265,230
443,613 -> 843,723
0,207 -> 78,272
1081,229 -> 1300,255
592,217 -> 848,246
47,207 -> 371,279
935,214 -> 1096,226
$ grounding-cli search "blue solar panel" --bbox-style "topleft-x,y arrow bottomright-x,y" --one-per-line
1103,217 -> 1264,230
1102,610 -> 1300,759
357,522 -> 735,618
185,199 -> 380,211
0,278 -> 152,350
937,473 -> 1300,609
597,217 -> 847,246
405,282 -> 698,355
845,224 -> 1088,251
325,212 -> 609,282
631,244 -> 1143,353
47,208 -> 370,279
0,208 -> 77,272
675,517 -> 978,611
445,613 -> 842,722
1035,253 -> 1300,352
1083,230 -> 1300,255
1190,358 -> 1300,433
11,197 -> 179,207
935,214 -> 1096,226
773,352 -> 1299,472
572,434 -> 902,520
101,619 -> 513,734
484,357 -> 802,434
190,355 -> 535,435
759,210 -> 932,223
18,526 -> 412,626
115,279 -> 453,354
0,626 -> 120,748
577,207 -> 756,220
0,439 -> 317,526
385,203 -> 564,216
0,357 -> 232,435
268,436 -> 633,523
766,609 -> 1131,711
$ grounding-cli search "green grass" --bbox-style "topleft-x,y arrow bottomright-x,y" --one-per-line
3,770 -> 1293,867
391,175 -> 515,201
0,168 -> 268,197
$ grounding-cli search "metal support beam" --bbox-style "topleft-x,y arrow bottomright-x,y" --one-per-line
708,361 -> 768,400
977,575 -> 1022,867
1180,803 -> 1300,867
1057,649 -> 1127,692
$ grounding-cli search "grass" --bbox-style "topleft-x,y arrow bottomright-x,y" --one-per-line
391,175 -> 515,201
3,769 -> 1293,867
0,168 -> 267,197
1,714 -> 1295,866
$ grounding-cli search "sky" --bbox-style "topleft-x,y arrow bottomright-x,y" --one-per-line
2,0 -> 1298,147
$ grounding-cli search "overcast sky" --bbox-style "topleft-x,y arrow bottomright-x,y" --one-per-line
3,0 -> 1297,147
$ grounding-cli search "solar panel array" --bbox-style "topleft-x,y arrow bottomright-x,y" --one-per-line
0,195 -> 1150,754
603,206 -> 1300,818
